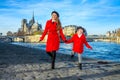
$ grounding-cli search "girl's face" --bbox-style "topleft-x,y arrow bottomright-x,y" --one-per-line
52,13 -> 58,20
77,29 -> 83,35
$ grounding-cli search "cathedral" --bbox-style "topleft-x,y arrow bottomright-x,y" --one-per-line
20,13 -> 42,35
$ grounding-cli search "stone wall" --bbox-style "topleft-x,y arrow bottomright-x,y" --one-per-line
13,37 -> 24,42
24,35 -> 48,43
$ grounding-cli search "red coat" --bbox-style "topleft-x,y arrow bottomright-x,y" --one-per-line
67,33 -> 92,54
40,19 -> 66,52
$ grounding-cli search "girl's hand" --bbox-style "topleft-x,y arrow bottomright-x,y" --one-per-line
64,40 -> 67,42
64,40 -> 68,43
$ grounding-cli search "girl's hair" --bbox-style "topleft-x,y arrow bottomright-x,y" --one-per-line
76,26 -> 87,36
51,11 -> 61,30
76,26 -> 85,32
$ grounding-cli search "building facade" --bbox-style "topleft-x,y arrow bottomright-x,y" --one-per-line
63,25 -> 77,36
106,28 -> 120,43
20,13 -> 42,35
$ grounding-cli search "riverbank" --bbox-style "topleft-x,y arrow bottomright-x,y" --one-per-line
11,42 -> 120,62
0,42 -> 120,80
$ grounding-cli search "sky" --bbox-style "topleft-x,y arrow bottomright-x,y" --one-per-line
0,0 -> 120,35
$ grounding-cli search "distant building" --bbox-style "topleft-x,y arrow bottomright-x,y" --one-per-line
20,12 -> 42,35
63,25 -> 88,36
106,31 -> 111,37
63,25 -> 77,36
116,28 -> 120,37
106,30 -> 117,37
106,28 -> 120,43
7,31 -> 13,36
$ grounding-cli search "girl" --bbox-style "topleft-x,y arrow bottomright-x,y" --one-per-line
40,11 -> 66,69
66,26 -> 92,70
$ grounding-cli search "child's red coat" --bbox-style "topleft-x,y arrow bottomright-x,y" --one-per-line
67,34 -> 92,53
40,19 -> 66,52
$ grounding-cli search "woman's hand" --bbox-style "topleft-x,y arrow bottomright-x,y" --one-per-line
39,37 -> 42,42
39,40 -> 42,42
89,47 -> 93,50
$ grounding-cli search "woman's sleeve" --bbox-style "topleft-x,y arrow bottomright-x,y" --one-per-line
40,21 -> 48,41
83,34 -> 92,49
59,28 -> 66,41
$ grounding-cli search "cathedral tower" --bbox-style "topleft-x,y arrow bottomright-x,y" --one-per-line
29,11 -> 35,26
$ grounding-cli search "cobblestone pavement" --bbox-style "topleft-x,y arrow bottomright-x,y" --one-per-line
0,42 -> 120,80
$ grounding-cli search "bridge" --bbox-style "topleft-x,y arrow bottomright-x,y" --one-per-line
0,36 -> 25,42
0,35 -> 113,43
65,35 -> 112,42
87,36 -> 113,42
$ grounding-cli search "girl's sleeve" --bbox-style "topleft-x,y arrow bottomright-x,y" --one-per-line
59,28 -> 66,41
83,34 -> 92,49
66,35 -> 74,44
40,21 -> 49,41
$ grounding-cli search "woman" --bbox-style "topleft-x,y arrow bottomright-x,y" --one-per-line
40,11 -> 66,69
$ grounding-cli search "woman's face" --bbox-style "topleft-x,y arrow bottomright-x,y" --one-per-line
52,13 -> 58,20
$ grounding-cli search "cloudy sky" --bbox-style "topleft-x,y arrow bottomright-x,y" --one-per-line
0,0 -> 120,35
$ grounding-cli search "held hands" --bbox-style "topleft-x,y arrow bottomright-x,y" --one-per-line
64,40 -> 68,43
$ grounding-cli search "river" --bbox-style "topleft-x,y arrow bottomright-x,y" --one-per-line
11,42 -> 120,62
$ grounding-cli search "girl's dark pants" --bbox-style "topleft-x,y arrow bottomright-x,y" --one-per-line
46,51 -> 56,69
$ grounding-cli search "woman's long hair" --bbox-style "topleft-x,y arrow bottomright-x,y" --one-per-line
57,19 -> 62,31
51,11 -> 62,31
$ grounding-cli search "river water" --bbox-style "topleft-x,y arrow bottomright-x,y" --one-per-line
11,42 -> 120,62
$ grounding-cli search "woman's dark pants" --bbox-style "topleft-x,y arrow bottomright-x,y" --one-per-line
46,51 -> 56,69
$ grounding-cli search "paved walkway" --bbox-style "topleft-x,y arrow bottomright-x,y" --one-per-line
0,42 -> 120,80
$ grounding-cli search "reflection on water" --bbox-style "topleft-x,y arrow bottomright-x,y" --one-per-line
11,42 -> 120,62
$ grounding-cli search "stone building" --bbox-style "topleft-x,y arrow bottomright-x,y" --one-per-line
63,25 -> 77,36
7,31 -> 13,36
63,25 -> 87,36
106,31 -> 111,37
106,28 -> 120,43
106,30 -> 117,37
19,13 -> 42,35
